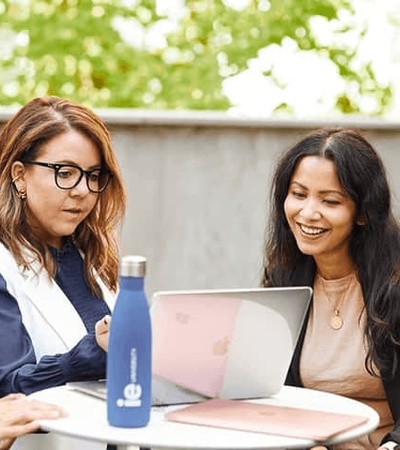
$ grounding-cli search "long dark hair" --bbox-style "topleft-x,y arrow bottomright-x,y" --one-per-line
262,127 -> 400,375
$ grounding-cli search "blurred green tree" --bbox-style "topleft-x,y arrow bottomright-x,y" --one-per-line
0,0 -> 392,116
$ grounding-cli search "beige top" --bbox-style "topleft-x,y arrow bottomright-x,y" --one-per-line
300,273 -> 393,449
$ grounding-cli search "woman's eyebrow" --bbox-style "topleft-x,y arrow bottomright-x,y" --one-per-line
290,181 -> 346,197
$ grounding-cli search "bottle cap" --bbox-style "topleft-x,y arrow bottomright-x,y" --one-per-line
120,255 -> 146,277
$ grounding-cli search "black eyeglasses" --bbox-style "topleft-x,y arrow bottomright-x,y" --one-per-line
23,161 -> 112,193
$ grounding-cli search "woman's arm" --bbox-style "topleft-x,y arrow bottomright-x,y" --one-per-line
0,280 -> 107,396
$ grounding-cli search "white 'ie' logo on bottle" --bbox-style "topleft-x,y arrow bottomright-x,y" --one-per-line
116,348 -> 142,407
117,383 -> 142,407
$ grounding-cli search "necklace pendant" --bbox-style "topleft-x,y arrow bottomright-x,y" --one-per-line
331,313 -> 343,330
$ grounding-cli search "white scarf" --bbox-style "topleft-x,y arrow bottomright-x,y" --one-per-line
0,243 -> 117,450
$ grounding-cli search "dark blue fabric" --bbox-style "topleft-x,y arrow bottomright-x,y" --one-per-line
0,245 -> 111,396
51,244 -> 110,333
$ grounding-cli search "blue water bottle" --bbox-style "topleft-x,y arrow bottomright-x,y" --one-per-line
107,255 -> 152,427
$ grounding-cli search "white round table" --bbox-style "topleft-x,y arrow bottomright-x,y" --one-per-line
31,385 -> 379,450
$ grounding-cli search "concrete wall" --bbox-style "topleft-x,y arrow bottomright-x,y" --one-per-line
1,108 -> 399,296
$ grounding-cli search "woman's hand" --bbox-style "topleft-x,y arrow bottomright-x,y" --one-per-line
95,315 -> 111,351
0,393 -> 66,449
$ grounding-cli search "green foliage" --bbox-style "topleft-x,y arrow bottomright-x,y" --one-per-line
0,0 -> 393,116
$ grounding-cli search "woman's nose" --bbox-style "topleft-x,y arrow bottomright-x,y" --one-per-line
70,175 -> 90,195
299,201 -> 322,220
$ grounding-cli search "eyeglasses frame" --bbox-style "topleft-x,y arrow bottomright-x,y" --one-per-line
21,160 -> 112,193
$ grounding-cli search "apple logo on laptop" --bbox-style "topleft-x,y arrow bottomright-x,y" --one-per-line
175,311 -> 191,325
213,336 -> 230,356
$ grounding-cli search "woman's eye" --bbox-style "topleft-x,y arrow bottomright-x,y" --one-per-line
324,199 -> 340,205
89,171 -> 101,182
58,170 -> 73,179
292,191 -> 305,198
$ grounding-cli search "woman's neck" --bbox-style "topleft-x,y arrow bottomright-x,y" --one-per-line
315,258 -> 355,280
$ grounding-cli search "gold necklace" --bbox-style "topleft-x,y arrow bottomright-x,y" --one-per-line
319,273 -> 354,330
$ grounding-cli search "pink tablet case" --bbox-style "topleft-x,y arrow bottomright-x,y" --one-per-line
165,398 -> 369,442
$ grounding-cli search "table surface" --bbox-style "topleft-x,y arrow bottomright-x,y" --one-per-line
31,385 -> 380,450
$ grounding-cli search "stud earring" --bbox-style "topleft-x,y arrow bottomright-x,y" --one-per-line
16,188 -> 27,199
356,217 -> 366,226
11,177 -> 27,199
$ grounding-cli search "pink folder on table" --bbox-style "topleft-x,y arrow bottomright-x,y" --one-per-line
165,398 -> 369,442
151,287 -> 312,401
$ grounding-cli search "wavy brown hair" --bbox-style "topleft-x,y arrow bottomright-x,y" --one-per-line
0,96 -> 126,297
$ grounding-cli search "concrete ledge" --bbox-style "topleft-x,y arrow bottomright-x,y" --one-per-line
0,106 -> 400,130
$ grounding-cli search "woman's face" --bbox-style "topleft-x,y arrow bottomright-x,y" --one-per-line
12,130 -> 101,248
284,156 -> 358,271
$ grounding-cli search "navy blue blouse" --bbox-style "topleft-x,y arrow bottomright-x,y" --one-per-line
0,245 -> 111,396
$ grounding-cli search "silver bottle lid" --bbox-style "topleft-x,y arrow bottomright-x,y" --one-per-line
120,255 -> 146,277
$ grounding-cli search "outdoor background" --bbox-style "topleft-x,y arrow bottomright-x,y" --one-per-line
1,0 -> 399,119
1,0 -> 399,295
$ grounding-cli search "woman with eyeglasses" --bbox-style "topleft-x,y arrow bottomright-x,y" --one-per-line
0,96 -> 126,449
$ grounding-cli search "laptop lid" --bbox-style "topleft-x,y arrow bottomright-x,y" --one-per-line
151,287 -> 312,400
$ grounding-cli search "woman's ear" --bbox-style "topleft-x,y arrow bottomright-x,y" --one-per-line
11,161 -> 26,181
11,161 -> 27,198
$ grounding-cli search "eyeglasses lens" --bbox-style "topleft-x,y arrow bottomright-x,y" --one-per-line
56,166 -> 110,192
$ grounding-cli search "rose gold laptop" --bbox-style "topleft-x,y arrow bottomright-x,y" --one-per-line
151,287 -> 311,401
68,287 -> 311,406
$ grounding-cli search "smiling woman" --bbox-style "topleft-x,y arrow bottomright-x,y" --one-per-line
261,127 -> 400,450
0,96 -> 126,450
